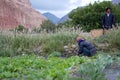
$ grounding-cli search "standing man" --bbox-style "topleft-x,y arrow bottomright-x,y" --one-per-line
102,7 -> 116,33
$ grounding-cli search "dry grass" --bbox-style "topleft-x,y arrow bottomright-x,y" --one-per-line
0,27 -> 93,56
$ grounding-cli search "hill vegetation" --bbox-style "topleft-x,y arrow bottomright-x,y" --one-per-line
69,1 -> 120,31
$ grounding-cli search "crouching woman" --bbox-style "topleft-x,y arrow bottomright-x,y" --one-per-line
77,36 -> 97,57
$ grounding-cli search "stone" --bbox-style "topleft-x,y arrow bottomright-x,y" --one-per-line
0,0 -> 47,30
64,46 -> 68,49
71,45 -> 76,48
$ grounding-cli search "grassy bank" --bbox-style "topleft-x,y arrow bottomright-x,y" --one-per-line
0,28 -> 85,56
0,28 -> 120,57
94,28 -> 120,54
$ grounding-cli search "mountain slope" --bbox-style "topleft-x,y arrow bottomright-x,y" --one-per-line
43,12 -> 60,24
58,14 -> 70,24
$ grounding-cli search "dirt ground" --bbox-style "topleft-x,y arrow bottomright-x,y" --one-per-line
104,59 -> 120,80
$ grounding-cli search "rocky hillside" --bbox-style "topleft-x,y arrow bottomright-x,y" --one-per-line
0,0 -> 47,30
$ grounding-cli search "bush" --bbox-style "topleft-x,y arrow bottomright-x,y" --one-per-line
15,25 -> 28,33
40,20 -> 56,33
49,51 -> 62,57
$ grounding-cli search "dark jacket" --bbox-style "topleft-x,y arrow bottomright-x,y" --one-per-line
78,39 -> 96,56
102,13 -> 115,29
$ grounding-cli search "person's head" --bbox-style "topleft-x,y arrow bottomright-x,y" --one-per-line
106,7 -> 111,13
76,36 -> 84,42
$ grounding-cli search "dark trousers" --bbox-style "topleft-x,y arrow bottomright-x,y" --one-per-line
83,48 -> 91,57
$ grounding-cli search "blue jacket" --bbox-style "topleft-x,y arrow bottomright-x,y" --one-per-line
102,13 -> 115,29
78,39 -> 96,56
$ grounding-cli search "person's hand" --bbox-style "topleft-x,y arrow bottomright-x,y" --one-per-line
77,53 -> 82,56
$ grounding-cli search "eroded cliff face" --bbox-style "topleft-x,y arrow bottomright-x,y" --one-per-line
0,0 -> 47,30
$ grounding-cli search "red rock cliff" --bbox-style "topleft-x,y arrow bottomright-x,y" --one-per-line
0,0 -> 47,30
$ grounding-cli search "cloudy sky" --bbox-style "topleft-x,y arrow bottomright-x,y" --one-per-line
30,0 -> 111,18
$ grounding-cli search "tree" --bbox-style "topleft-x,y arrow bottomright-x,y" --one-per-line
57,20 -> 72,28
40,20 -> 56,32
114,4 -> 120,25
69,1 -> 120,32
15,25 -> 28,33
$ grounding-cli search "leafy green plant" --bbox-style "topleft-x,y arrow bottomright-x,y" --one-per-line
0,54 -> 112,80
79,54 -> 113,80
49,51 -> 62,57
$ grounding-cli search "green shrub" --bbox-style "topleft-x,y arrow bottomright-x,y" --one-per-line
15,25 -> 28,33
40,20 -> 56,32
49,51 -> 62,57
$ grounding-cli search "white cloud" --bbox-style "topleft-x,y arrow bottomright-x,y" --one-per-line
81,0 -> 112,6
68,0 -> 82,9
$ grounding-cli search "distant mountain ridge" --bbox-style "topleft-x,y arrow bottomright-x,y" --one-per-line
58,14 -> 70,24
43,12 -> 71,24
43,12 -> 60,24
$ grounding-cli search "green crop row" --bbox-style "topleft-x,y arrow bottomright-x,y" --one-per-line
0,54 -> 112,80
